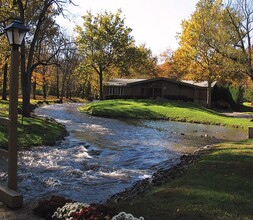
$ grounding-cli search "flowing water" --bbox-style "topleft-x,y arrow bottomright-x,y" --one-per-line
0,103 -> 247,203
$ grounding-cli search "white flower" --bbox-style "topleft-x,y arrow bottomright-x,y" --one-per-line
112,211 -> 144,220
52,202 -> 90,220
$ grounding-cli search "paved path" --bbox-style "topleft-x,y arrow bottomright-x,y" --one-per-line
0,202 -> 43,220
221,112 -> 253,119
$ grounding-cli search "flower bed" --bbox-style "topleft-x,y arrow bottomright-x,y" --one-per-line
33,195 -> 144,220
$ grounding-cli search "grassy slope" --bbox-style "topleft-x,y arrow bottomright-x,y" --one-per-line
80,99 -> 253,129
81,100 -> 253,219
109,140 -> 253,220
0,99 -> 67,149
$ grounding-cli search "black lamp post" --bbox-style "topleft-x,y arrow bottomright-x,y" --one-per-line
5,20 -> 29,47
4,20 -> 29,192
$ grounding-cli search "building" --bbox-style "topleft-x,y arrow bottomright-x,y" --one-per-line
103,78 -> 217,105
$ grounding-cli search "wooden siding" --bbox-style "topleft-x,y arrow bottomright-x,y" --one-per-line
103,78 -> 213,105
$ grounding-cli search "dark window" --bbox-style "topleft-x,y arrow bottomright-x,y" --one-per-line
108,86 -> 125,95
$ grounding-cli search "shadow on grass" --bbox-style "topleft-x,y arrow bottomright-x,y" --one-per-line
0,116 -> 67,150
123,99 -> 227,117
93,106 -> 159,119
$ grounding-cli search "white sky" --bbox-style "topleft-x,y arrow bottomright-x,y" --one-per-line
59,0 -> 199,55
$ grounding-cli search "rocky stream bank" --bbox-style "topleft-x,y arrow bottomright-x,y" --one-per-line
106,144 -> 214,204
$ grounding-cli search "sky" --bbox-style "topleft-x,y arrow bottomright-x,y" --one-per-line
58,0 -> 200,55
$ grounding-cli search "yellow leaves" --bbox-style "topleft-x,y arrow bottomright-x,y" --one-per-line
172,0 -> 241,83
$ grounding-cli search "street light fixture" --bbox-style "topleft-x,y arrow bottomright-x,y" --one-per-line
0,20 -> 29,208
5,20 -> 29,46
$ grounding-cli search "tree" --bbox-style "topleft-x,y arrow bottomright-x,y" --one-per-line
2,57 -> 8,100
73,62 -> 99,100
31,71 -> 43,99
0,39 -> 10,100
75,10 -> 157,99
57,39 -> 79,100
18,0 -> 74,116
173,0 -> 244,107
157,48 -> 176,78
75,10 -> 135,99
124,44 -> 158,77
192,0 -> 253,82
32,30 -> 70,99
0,0 -> 74,116
224,0 -> 253,80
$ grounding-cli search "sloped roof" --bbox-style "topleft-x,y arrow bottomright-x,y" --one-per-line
181,80 -> 217,88
105,78 -> 217,88
104,78 -> 147,86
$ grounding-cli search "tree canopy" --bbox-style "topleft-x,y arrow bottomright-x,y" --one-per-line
172,0 -> 252,106
0,0 -> 253,106
75,10 -> 157,99
0,0 -> 73,116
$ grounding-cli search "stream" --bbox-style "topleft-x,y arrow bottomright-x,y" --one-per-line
0,103 -> 247,203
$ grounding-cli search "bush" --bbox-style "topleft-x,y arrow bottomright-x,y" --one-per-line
33,195 -> 73,220
33,195 -> 117,220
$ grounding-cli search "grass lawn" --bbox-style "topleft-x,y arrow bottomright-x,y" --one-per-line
109,139 -> 253,220
0,98 -> 67,149
80,99 -> 253,129
82,100 -> 253,219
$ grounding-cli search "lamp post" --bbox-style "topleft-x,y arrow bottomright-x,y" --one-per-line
4,20 -> 29,191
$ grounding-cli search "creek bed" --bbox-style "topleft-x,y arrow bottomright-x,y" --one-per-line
0,103 -> 247,203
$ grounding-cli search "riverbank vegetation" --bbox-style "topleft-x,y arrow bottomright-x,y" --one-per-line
80,99 -> 253,129
0,98 -> 67,149
108,139 -> 253,220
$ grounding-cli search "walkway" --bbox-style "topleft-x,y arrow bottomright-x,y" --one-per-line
0,202 -> 43,220
221,111 -> 253,118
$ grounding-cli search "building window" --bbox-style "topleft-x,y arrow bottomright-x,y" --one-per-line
109,86 -> 125,95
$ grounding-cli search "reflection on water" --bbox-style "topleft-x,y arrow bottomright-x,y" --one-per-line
0,103 -> 247,203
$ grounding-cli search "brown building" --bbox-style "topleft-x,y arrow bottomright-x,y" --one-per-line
103,78 -> 217,105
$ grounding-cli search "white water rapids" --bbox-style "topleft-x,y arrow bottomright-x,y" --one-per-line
0,103 -> 247,203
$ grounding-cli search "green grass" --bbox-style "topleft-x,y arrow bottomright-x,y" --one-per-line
0,99 -> 67,149
80,99 -> 253,129
109,140 -> 253,220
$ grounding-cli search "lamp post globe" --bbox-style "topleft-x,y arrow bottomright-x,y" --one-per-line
4,20 -> 29,46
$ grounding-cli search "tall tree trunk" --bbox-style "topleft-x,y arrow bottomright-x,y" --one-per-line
56,66 -> 60,98
68,82 -> 72,99
18,2 -> 32,117
21,42 -> 32,117
43,85 -> 47,99
43,84 -> 47,99
66,81 -> 69,99
32,76 -> 36,100
43,75 -> 47,99
61,76 -> 65,102
2,60 -> 8,100
81,84 -> 85,99
87,82 -> 91,99
236,85 -> 244,106
21,70 -> 32,117
99,72 -> 103,100
248,67 -> 253,81
18,0 -> 52,117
